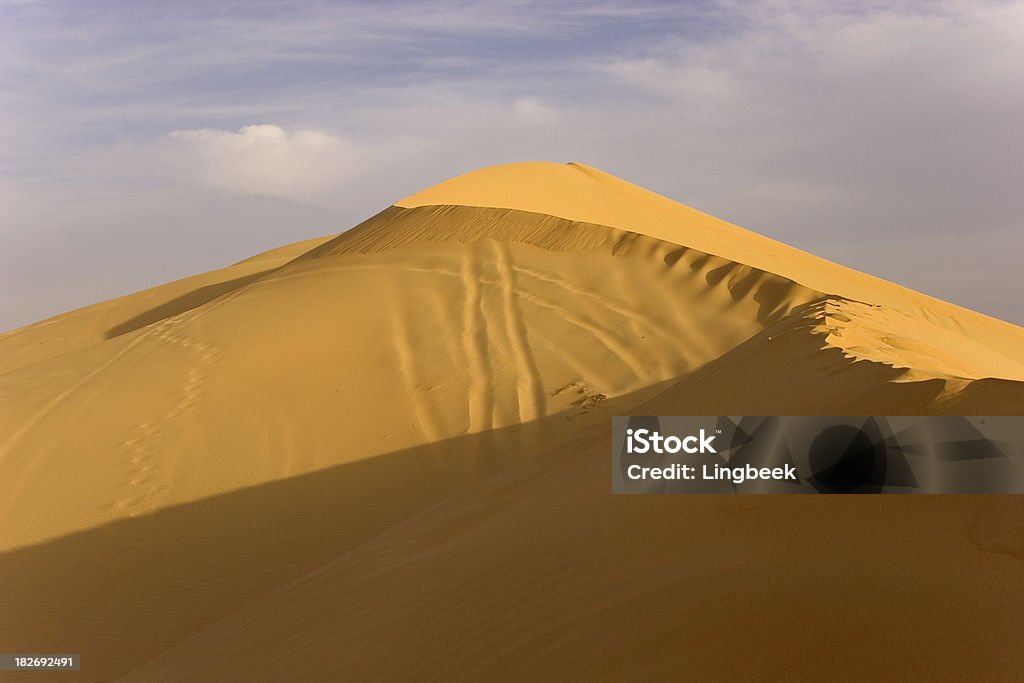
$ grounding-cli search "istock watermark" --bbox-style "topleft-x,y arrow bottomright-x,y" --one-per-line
624,427 -> 718,454
612,416 -> 1024,494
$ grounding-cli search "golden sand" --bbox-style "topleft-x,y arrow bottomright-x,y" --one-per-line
1,163 -> 1022,681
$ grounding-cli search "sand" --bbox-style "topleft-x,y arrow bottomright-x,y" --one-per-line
1,162 -> 1022,681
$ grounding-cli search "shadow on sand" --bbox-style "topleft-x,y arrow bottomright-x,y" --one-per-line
104,272 -> 270,339
0,389 -> 663,682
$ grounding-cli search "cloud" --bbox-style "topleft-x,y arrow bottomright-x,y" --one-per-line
163,125 -> 351,202
1,1 -> 1022,329
592,0 -> 1024,232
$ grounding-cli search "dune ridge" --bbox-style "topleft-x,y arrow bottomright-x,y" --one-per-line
0,235 -> 335,375
1,162 -> 1022,681
399,162 -> 1024,365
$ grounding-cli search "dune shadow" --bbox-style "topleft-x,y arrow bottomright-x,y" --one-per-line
104,272 -> 270,339
0,389 -> 664,682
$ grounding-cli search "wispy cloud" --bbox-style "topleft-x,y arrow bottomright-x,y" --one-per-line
1,0 -> 1022,329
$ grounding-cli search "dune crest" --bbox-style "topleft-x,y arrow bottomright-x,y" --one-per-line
1,162 -> 1022,681
400,162 -> 1024,365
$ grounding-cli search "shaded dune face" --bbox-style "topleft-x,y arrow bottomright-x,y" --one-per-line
1,162 -> 1023,681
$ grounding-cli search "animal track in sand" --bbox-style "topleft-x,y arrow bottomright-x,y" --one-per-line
115,317 -> 220,517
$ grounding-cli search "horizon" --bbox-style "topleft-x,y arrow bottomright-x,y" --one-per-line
2,0 -> 1022,329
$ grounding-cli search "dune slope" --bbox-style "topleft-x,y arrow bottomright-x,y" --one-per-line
124,429 -> 1024,682
1,162 -> 1022,681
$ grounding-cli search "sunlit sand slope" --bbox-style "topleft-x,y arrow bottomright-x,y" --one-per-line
647,296 -> 1024,416
0,235 -> 334,375
1,162 -> 1022,681
399,162 -> 1024,365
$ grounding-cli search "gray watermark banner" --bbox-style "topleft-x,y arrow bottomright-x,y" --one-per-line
612,416 -> 1024,494
0,654 -> 80,670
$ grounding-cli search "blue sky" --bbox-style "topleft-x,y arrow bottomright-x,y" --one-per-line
2,0 -> 1022,329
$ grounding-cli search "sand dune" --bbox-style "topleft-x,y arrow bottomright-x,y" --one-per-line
0,235 -> 334,376
1,162 -> 1022,681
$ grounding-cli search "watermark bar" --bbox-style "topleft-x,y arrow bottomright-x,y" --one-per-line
612,416 -> 1024,494
0,654 -> 80,670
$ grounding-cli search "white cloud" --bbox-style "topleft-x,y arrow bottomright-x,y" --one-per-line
163,125 -> 351,202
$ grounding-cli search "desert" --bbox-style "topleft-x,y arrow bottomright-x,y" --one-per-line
1,161 -> 1023,680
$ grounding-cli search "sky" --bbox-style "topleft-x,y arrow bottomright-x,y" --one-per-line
2,0 -> 1022,331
